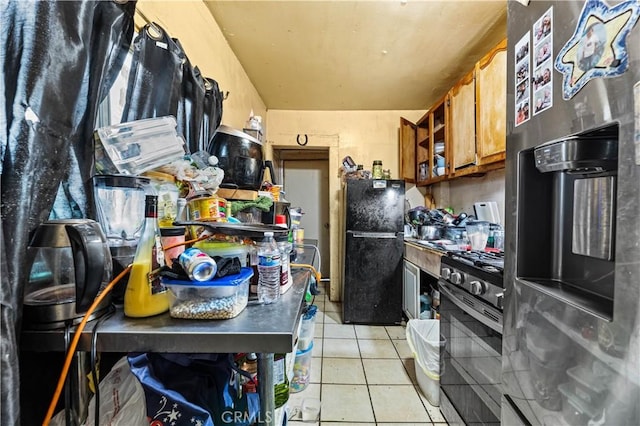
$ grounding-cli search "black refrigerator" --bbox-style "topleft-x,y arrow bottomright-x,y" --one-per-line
342,179 -> 405,325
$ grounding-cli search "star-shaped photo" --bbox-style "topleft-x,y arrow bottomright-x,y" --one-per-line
554,0 -> 640,100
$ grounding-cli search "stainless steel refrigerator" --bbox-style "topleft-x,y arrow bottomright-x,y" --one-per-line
504,1 -> 639,425
342,179 -> 405,325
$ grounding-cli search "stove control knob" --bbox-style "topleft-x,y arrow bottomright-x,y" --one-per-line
496,292 -> 504,309
441,268 -> 452,280
451,272 -> 464,285
470,280 -> 486,295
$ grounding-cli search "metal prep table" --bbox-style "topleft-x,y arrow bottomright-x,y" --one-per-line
21,243 -> 316,426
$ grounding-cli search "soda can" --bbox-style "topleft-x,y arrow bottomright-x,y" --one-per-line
178,248 -> 217,281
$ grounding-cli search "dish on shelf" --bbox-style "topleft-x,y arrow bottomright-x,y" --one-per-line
435,142 -> 445,154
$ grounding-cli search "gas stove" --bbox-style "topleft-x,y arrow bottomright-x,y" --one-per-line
440,250 -> 505,310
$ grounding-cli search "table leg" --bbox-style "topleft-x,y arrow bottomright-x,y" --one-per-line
257,353 -> 275,425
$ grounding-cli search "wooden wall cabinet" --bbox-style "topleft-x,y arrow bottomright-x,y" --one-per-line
399,38 -> 506,185
400,93 -> 449,186
476,38 -> 507,165
449,69 -> 476,172
451,38 -> 507,178
400,117 -> 416,182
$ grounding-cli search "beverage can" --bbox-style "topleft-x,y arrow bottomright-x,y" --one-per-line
178,247 -> 217,281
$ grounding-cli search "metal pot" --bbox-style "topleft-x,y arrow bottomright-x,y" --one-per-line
418,225 -> 444,240
207,125 -> 276,190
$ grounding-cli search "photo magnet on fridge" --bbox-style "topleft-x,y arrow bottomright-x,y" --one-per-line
555,0 -> 640,100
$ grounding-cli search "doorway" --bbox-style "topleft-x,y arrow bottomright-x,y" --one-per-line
279,153 -> 330,280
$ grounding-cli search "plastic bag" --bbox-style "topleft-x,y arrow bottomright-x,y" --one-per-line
406,319 -> 445,378
128,353 -> 260,426
49,356 -> 147,426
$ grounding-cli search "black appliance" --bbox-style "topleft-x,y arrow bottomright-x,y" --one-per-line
438,250 -> 504,425
207,125 -> 275,190
505,2 -> 640,425
342,179 -> 405,325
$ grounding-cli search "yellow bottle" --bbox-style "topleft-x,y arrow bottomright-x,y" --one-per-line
124,195 -> 169,317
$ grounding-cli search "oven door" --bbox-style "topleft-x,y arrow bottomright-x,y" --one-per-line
439,280 -> 503,426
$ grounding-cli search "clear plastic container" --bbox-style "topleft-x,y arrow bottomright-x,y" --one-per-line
162,267 -> 253,319
466,221 -> 490,251
290,342 -> 314,393
297,305 -> 318,351
94,116 -> 186,176
258,232 -> 281,304
193,241 -> 250,267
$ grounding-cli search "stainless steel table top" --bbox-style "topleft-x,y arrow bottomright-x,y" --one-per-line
21,243 -> 317,354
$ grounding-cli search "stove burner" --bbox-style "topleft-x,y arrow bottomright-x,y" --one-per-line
446,250 -> 504,274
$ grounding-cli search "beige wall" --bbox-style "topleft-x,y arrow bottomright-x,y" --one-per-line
136,1 -> 266,130
133,3 -> 433,301
266,110 -> 425,300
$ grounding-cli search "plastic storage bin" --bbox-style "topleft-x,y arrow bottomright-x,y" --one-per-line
407,319 -> 446,406
193,241 -> 250,267
558,382 -> 601,425
566,362 -> 612,405
290,342 -> 313,393
162,267 -> 253,319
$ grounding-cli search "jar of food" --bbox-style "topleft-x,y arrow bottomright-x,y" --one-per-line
143,171 -> 180,228
372,160 -> 383,179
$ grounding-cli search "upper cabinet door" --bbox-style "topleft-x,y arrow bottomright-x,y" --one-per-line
449,70 -> 476,171
399,117 -> 417,183
476,39 -> 507,164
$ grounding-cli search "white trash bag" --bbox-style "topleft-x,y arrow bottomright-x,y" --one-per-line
406,319 -> 445,406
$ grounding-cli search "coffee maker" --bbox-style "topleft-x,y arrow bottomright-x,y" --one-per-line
93,174 -> 151,302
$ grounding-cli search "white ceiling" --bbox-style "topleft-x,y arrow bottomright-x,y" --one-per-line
204,0 -> 507,111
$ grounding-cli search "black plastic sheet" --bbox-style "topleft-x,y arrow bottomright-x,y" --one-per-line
1,1 -> 135,424
121,22 -> 184,126
173,39 -> 205,154
201,77 -> 224,151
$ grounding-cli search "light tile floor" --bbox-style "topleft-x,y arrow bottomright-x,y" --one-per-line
287,286 -> 449,425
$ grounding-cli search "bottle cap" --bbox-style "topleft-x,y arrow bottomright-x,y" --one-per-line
275,214 -> 287,227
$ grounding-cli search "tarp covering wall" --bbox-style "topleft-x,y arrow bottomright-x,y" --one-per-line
0,1 -> 136,423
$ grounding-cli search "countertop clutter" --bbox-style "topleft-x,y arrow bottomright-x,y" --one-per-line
21,257 -> 313,354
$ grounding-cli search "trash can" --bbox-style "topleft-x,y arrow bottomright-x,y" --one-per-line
406,319 -> 446,406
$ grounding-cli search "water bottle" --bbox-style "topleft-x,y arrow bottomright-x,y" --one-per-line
277,237 -> 293,293
258,231 -> 281,304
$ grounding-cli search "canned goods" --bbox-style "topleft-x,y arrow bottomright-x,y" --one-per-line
178,248 -> 217,281
188,195 -> 227,221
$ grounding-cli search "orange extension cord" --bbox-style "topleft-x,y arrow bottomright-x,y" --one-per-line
42,233 -> 213,425
42,264 -> 132,426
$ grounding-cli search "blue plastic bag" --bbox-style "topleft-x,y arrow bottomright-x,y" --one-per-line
128,353 -> 260,426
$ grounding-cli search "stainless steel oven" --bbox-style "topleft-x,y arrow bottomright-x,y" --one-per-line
438,251 -> 504,426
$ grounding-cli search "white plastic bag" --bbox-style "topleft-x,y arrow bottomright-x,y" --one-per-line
51,356 -> 147,426
83,356 -> 147,425
406,319 -> 442,378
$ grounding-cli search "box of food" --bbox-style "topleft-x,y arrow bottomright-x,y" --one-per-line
162,267 -> 253,319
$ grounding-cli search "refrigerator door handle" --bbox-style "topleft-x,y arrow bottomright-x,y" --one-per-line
350,232 -> 399,239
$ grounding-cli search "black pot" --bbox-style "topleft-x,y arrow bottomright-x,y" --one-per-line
207,125 -> 275,190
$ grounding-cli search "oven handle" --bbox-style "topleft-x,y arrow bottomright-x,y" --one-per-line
439,281 -> 503,334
